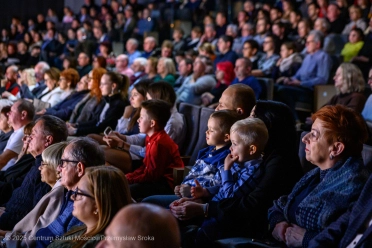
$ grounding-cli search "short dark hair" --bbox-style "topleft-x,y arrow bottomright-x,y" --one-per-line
68,137 -> 105,167
219,35 -> 234,48
36,115 -> 68,143
147,82 -> 176,106
17,99 -> 35,121
141,100 -> 172,129
210,110 -> 241,134
244,39 -> 259,53
0,106 -> 11,116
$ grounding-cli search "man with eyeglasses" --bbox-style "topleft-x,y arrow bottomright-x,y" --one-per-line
34,137 -> 105,247
0,115 -> 67,231
275,30 -> 332,123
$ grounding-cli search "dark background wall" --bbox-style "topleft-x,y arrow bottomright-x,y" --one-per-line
0,0 -> 65,30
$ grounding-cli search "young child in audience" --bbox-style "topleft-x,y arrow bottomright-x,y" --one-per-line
191,118 -> 269,202
125,99 -> 184,200
174,110 -> 241,198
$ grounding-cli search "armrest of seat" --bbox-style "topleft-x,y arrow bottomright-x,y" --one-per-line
173,167 -> 185,186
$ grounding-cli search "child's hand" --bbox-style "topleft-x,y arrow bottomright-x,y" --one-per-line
174,185 -> 181,197
191,180 -> 209,199
224,154 -> 238,170
180,184 -> 191,197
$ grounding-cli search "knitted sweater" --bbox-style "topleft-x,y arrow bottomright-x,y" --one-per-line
0,155 -> 51,230
268,156 -> 369,247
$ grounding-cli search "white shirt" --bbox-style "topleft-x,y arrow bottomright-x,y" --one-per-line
2,126 -> 25,171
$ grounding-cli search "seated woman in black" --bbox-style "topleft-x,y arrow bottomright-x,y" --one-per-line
67,71 -> 129,136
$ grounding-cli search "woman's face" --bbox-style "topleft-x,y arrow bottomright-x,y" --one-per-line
145,59 -> 152,74
39,162 -> 58,186
368,69 -> 372,89
0,113 -> 9,132
59,75 -> 69,90
157,59 -> 165,74
130,88 -> 145,108
280,45 -> 292,58
349,8 -> 360,21
302,118 -> 334,167
72,175 -> 98,225
44,74 -> 57,90
88,72 -> 94,90
298,22 -> 308,38
99,74 -> 113,96
348,30 -> 360,43
333,67 -> 348,93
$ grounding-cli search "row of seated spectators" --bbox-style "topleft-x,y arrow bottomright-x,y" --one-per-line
0,0 -> 370,247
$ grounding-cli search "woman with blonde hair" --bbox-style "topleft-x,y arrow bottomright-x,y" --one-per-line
2,142 -> 68,247
144,56 -> 158,80
69,67 -> 106,124
153,57 -> 176,86
326,62 -> 366,113
45,166 -> 132,248
198,42 -> 216,62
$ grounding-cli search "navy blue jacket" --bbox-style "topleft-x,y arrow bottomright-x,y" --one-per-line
310,174 -> 372,248
213,50 -> 239,69
0,155 -> 50,230
44,90 -> 89,121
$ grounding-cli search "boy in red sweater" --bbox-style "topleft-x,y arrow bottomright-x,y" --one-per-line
125,99 -> 183,200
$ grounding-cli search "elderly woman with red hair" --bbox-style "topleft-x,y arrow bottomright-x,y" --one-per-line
36,68 -> 90,121
201,61 -> 235,106
269,105 -> 370,247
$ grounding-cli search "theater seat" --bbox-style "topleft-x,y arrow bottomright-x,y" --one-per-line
257,78 -> 274,100
178,103 -> 201,156
362,144 -> 372,170
188,107 -> 214,165
295,85 -> 337,113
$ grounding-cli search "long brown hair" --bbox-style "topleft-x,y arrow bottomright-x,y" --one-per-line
128,79 -> 151,131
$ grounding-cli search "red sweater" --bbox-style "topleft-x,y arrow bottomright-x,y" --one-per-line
5,81 -> 20,96
126,130 -> 183,189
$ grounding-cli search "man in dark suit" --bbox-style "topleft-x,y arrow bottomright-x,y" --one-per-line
310,174 -> 372,247
123,5 -> 137,44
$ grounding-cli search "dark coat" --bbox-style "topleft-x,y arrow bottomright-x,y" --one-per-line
44,90 -> 89,121
310,174 -> 372,248
76,93 -> 128,136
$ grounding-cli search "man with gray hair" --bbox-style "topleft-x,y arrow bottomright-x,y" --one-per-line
142,36 -> 157,58
20,61 -> 50,99
33,137 -> 105,247
275,29 -> 332,121
0,115 -> 68,230
125,38 -> 141,66
176,56 -> 216,105
115,54 -> 134,77
130,57 -> 147,86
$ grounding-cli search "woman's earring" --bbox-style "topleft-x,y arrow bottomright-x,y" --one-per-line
93,210 -> 98,215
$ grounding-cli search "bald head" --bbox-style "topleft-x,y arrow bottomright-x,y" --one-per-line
215,84 -> 256,118
97,203 -> 180,248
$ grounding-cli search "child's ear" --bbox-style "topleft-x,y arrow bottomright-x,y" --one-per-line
249,145 -> 257,155
150,119 -> 156,128
224,133 -> 230,143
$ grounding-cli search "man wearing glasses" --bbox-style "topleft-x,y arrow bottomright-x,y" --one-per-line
275,30 -> 332,122
34,137 -> 105,247
0,115 -> 68,231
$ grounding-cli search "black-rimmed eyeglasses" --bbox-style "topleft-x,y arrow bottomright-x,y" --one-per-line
58,159 -> 79,168
70,187 -> 94,201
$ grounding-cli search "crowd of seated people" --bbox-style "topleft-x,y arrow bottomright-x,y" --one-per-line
0,0 -> 371,247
